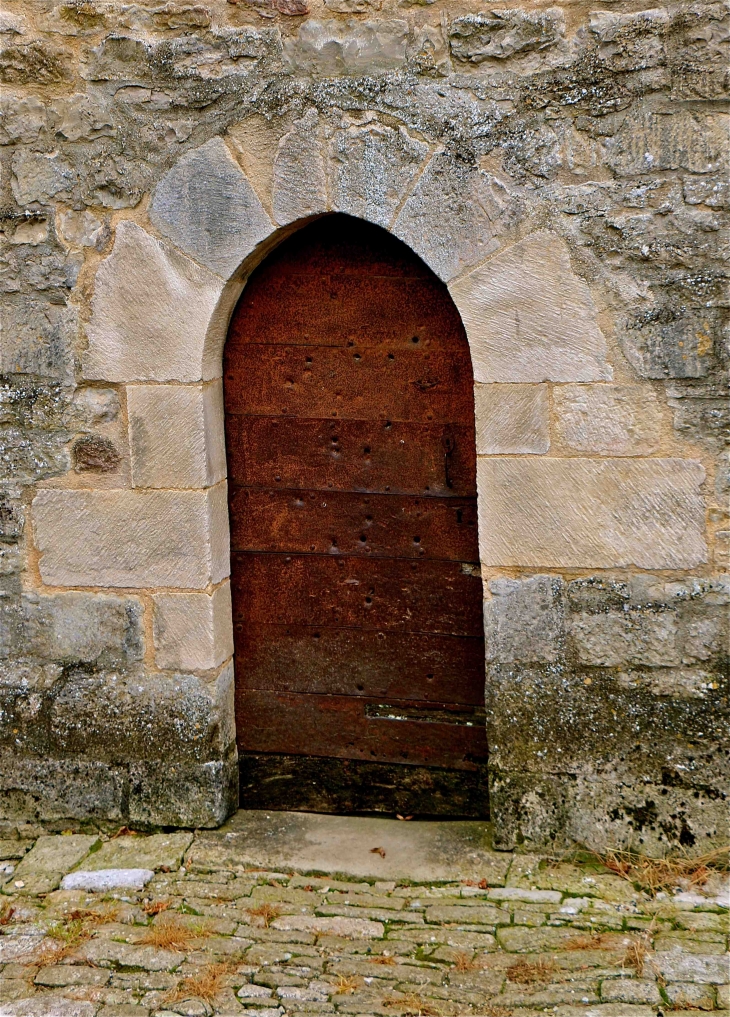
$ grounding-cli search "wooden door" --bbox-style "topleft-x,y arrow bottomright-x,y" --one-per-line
224,215 -> 487,816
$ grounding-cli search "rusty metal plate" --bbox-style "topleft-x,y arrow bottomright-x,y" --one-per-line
229,489 -> 479,560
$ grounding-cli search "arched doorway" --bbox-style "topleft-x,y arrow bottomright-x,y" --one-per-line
224,215 -> 487,816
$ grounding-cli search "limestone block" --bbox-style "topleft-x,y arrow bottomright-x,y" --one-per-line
11,150 -> 76,205
484,576 -> 563,663
450,233 -> 611,382
128,754 -> 238,827
153,583 -> 234,671
19,592 -> 144,665
149,137 -> 274,279
61,868 -> 154,891
393,153 -> 497,282
7,834 -> 99,895
570,609 -> 681,667
475,384 -> 549,454
128,381 -> 226,490
0,754 -> 123,824
83,222 -> 224,384
477,458 -> 707,569
272,109 -> 328,225
32,485 -> 229,588
80,831 -> 193,872
449,9 -> 565,69
553,384 -> 662,455
329,121 -> 428,228
283,19 -> 408,76
49,664 -> 235,763
607,109 -> 726,177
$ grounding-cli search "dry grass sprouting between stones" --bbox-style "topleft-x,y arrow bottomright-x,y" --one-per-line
245,902 -> 282,927
622,937 -> 651,978
335,974 -> 362,994
369,954 -> 397,965
143,899 -> 172,916
163,960 -> 236,1005
36,906 -> 120,963
383,992 -> 442,1016
452,951 -> 477,972
138,917 -> 202,951
506,957 -> 560,984
597,845 -> 729,896
564,932 -> 617,950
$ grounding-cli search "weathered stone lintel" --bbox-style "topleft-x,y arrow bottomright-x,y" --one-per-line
32,484 -> 230,589
478,458 -> 707,569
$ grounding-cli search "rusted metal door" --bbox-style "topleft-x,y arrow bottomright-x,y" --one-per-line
225,215 -> 487,816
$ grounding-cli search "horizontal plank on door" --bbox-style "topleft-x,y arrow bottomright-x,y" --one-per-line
225,417 -> 476,497
228,275 -> 464,349
230,552 -> 484,636
235,689 -> 489,769
223,344 -> 474,423
233,623 -> 485,703
238,753 -> 489,816
228,489 -> 479,560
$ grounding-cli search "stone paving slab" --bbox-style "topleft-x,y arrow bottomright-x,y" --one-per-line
195,812 -> 510,883
0,815 -> 725,1017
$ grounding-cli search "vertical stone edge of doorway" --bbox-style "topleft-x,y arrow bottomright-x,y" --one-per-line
16,130 -> 725,853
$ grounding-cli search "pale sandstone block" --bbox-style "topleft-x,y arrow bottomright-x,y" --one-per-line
33,485 -> 230,588
392,152 -> 497,282
553,384 -> 662,455
128,381 -> 226,489
477,458 -> 707,569
272,109 -> 328,225
83,222 -> 224,384
329,121 -> 428,228
475,384 -> 549,454
450,232 -> 612,382
153,583 -> 234,671
149,137 -> 274,278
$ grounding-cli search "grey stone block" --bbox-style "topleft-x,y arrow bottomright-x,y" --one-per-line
149,137 -> 273,278
48,669 -> 233,763
484,575 -> 564,664
393,153 -> 497,281
329,121 -> 428,228
82,831 -> 193,871
18,592 -> 144,665
61,868 -> 154,891
489,768 -> 730,855
0,753 -> 123,823
5,833 -> 99,894
128,754 -> 238,828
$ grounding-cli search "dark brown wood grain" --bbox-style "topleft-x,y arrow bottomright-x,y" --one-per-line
225,417 -> 475,497
229,489 -> 479,561
236,690 -> 488,769
224,215 -> 486,814
233,624 -> 486,703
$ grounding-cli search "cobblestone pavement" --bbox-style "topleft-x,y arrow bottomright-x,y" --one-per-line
0,819 -> 726,1017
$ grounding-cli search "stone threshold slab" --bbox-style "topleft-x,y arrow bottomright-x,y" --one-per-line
193,810 -> 512,883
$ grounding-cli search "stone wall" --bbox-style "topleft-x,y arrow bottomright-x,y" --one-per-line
1,0 -> 727,849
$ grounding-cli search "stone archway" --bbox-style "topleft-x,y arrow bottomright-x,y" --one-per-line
29,132 -> 707,835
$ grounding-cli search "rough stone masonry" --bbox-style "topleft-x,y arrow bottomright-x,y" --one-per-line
0,0 -> 728,849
